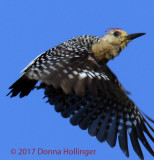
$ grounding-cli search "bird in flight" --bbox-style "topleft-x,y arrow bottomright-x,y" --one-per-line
7,28 -> 153,159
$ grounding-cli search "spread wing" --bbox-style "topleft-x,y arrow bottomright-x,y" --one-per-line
42,57 -> 154,159
8,35 -> 154,159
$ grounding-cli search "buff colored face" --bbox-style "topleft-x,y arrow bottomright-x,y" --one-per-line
101,29 -> 130,45
92,28 -> 145,63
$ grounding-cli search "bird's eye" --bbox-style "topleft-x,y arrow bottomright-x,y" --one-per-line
113,31 -> 121,37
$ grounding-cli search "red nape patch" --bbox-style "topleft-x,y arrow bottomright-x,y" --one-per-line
105,28 -> 123,32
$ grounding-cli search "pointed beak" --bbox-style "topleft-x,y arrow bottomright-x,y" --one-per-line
125,33 -> 146,40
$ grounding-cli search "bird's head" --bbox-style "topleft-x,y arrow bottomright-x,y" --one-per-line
102,28 -> 145,47
92,28 -> 145,63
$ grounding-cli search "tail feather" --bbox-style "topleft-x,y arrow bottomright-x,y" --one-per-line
7,75 -> 37,98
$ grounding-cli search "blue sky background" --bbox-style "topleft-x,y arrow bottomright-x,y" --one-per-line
1,0 -> 154,160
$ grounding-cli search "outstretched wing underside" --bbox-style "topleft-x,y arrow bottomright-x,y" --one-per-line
44,84 -> 154,159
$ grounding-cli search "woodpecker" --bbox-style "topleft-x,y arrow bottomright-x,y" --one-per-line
7,28 -> 153,160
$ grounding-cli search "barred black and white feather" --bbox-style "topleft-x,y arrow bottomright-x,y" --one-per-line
44,86 -> 153,159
